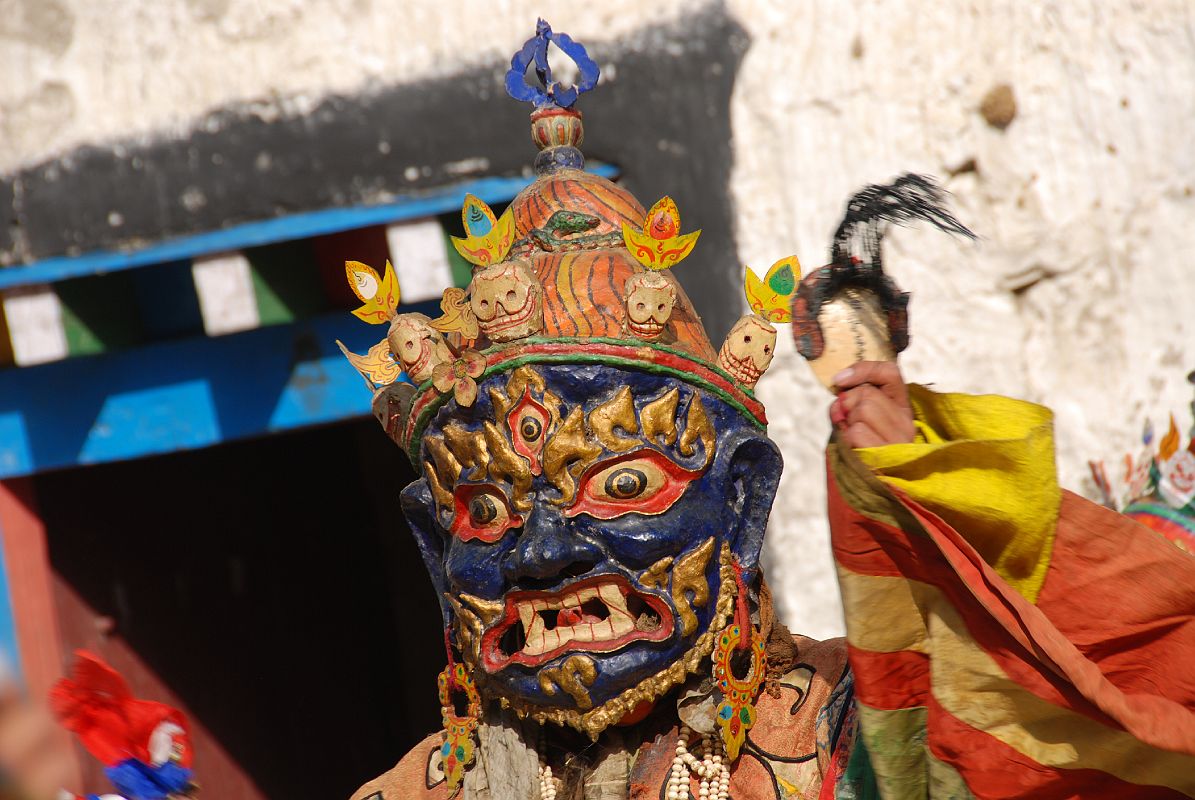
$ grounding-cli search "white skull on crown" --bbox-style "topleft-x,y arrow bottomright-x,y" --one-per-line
623,271 -> 677,339
718,314 -> 777,389
469,259 -> 544,342
387,313 -> 453,383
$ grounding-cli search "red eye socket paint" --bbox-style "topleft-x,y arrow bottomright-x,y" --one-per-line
566,449 -> 702,520
506,387 -> 551,475
451,484 -> 522,542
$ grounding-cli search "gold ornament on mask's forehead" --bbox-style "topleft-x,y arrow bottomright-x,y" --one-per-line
488,366 -> 561,425
587,386 -> 641,453
423,371 -> 718,521
540,407 -> 603,508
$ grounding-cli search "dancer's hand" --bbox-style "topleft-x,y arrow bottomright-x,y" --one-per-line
829,361 -> 916,448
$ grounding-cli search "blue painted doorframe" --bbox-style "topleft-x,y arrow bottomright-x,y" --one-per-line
0,305 -> 431,479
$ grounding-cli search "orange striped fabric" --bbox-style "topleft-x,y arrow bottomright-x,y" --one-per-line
828,440 -> 1195,798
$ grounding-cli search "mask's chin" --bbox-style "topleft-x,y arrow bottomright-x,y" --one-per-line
451,541 -> 737,739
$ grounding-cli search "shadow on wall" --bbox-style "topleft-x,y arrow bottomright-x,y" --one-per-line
1,6 -> 749,341
38,418 -> 438,800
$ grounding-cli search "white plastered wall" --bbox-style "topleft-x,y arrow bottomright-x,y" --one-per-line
4,0 -> 1193,638
735,1 -> 1195,636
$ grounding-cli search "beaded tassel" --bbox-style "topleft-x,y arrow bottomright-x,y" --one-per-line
666,723 -> 731,800
537,728 -> 559,800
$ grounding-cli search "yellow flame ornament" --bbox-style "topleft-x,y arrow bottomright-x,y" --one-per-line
622,196 -> 701,270
712,623 -> 766,761
346,260 -> 402,324
336,338 -> 404,390
437,664 -> 481,795
744,255 -> 800,324
429,286 -> 480,342
450,194 -> 516,266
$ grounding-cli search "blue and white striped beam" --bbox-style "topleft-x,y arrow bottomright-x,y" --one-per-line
0,303 -> 437,478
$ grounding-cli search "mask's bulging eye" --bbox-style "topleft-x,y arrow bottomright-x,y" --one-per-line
605,467 -> 647,499
520,415 -> 543,442
469,494 -> 499,524
452,485 -> 520,542
567,450 -> 703,520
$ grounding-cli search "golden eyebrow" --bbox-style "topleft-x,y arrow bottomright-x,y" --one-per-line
481,421 -> 533,512
542,407 -> 603,506
424,420 -> 534,514
588,386 -> 640,452
425,380 -> 717,513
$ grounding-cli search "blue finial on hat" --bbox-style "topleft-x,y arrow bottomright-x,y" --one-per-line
505,19 -> 600,110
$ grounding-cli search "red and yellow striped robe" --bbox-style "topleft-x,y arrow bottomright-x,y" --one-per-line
829,385 -> 1195,798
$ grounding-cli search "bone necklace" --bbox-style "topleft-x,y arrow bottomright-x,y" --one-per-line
534,721 -> 732,799
537,727 -> 559,800
667,723 -> 731,800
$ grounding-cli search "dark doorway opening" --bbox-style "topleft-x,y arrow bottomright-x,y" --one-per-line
38,419 -> 441,799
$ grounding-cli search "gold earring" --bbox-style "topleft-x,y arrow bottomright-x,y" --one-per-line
711,621 -> 766,761
437,662 -> 481,794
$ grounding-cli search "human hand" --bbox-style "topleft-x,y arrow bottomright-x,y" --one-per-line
829,361 -> 916,448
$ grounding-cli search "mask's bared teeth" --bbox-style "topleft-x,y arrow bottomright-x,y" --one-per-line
561,591 -> 582,610
610,610 -> 635,637
576,586 -> 599,604
591,618 -> 615,641
518,601 -> 534,633
524,612 -> 546,655
598,583 -> 627,614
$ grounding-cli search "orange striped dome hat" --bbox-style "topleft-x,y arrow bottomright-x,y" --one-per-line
339,22 -> 767,461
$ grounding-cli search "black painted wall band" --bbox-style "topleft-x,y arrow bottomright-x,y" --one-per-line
1,6 -> 748,339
